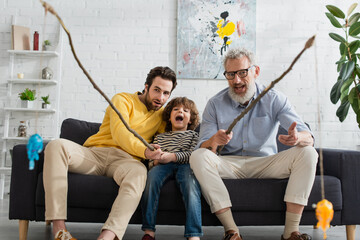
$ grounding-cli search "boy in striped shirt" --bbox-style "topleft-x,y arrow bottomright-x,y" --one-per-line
141,97 -> 203,240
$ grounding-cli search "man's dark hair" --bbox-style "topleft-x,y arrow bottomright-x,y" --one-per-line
143,66 -> 177,93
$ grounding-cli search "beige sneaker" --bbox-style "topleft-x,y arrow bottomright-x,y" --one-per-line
54,229 -> 77,240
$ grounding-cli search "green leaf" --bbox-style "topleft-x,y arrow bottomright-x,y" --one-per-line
330,79 -> 343,104
349,87 -> 358,104
349,86 -> 360,128
336,99 -> 351,122
335,57 -> 346,65
336,55 -> 346,73
340,77 -> 354,101
339,42 -> 347,56
352,53 -> 358,64
348,87 -> 360,117
349,40 -> 360,53
326,5 -> 345,19
337,63 -> 342,72
356,65 -> 360,78
339,61 -> 355,80
349,13 -> 360,26
348,3 -> 358,16
18,88 -> 36,101
326,13 -> 343,28
329,33 -> 346,43
349,22 -> 360,36
341,77 -> 354,92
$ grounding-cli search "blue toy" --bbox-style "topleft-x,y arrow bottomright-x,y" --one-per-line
27,134 -> 44,170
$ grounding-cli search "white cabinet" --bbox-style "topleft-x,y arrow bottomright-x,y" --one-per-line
0,25 -> 63,199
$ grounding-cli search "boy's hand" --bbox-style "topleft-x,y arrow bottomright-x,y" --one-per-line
144,144 -> 163,160
158,152 -> 176,164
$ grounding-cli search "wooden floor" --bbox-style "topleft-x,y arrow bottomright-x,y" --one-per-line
0,178 -> 356,240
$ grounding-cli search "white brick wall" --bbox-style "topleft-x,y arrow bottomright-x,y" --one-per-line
0,0 -> 359,150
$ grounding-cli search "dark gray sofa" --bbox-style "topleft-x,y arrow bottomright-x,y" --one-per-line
9,118 -> 360,240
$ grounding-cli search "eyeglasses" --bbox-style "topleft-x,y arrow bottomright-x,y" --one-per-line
223,65 -> 255,80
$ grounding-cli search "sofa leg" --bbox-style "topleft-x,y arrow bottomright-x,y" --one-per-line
346,225 -> 356,240
19,220 -> 29,240
46,220 -> 51,226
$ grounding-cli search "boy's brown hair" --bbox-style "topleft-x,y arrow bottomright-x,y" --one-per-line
163,97 -> 200,132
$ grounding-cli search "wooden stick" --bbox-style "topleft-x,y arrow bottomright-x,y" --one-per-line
39,0 -> 154,150
217,35 -> 316,154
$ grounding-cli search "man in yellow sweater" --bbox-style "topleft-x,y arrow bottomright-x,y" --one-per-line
43,66 -> 177,240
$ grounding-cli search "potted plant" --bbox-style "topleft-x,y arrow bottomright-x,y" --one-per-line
325,3 -> 360,128
18,88 -> 36,108
41,95 -> 51,109
42,39 -> 51,51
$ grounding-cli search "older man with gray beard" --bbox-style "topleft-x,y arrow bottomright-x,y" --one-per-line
190,48 -> 318,240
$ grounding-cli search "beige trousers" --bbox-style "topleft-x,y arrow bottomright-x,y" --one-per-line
43,138 -> 147,240
190,146 -> 318,213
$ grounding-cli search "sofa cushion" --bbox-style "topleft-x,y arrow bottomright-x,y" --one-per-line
225,176 -> 342,212
60,118 -> 101,145
36,173 -> 118,210
36,173 -> 342,213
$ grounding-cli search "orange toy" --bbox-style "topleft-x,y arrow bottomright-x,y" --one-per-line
315,199 -> 334,239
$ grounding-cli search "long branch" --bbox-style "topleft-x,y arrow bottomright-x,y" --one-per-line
217,35 -> 316,153
39,0 -> 154,151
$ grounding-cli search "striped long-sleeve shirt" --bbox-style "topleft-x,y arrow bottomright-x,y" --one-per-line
153,130 -> 199,164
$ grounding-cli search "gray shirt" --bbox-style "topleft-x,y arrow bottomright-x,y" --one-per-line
197,83 -> 311,157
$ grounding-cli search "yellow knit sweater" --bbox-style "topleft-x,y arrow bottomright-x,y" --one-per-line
83,92 -> 165,160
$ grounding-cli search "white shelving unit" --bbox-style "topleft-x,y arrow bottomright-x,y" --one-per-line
0,20 -> 63,199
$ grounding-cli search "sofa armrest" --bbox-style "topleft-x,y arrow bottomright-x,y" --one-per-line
321,148 -> 360,224
9,144 -> 45,220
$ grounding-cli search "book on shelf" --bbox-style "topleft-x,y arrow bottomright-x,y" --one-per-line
11,25 -> 31,50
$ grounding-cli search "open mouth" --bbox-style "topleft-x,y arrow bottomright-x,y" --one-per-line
234,84 -> 246,92
175,116 -> 184,121
153,100 -> 161,106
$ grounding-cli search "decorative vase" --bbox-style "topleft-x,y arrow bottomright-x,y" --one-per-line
21,100 -> 34,108
42,103 -> 51,109
17,121 -> 27,137
42,67 -> 53,80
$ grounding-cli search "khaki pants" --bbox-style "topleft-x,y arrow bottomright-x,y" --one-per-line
43,138 -> 147,240
190,146 -> 318,213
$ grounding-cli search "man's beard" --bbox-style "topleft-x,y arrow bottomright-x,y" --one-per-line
144,92 -> 161,111
228,82 -> 256,105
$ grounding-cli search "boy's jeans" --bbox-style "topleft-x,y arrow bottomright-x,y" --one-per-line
141,163 -> 203,238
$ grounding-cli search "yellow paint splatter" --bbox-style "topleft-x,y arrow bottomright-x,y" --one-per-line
216,19 -> 235,45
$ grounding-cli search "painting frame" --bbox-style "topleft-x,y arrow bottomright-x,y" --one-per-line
176,0 -> 256,79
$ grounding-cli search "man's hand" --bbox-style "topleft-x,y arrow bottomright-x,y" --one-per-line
278,122 -> 299,146
213,129 -> 233,145
201,129 -> 233,153
144,144 -> 163,160
278,122 -> 314,147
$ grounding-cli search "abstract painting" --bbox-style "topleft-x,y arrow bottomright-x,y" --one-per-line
176,0 -> 256,79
